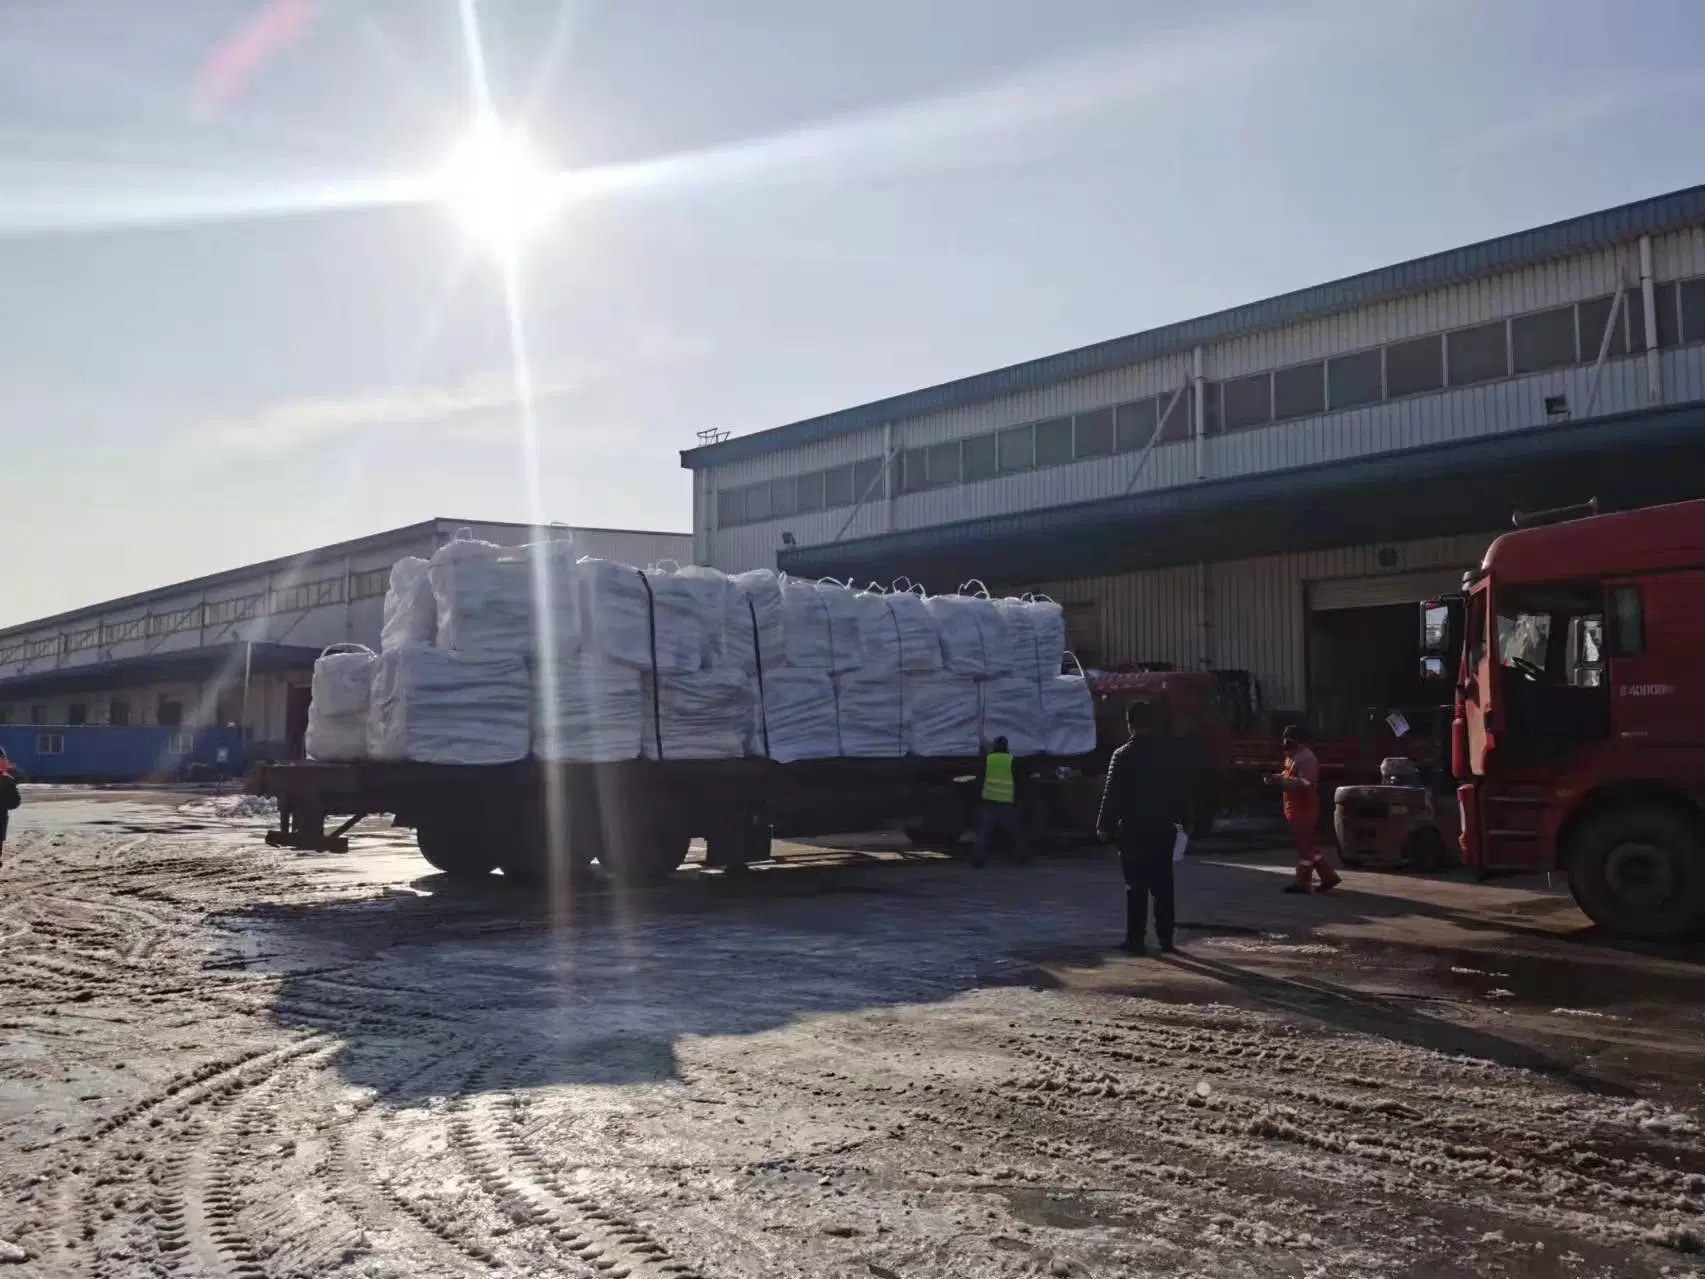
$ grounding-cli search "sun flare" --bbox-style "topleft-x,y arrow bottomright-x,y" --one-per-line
435,115 -> 559,257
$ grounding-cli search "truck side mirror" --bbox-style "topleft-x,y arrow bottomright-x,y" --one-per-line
1420,603 -> 1451,652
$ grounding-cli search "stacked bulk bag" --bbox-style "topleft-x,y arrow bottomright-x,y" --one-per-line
305,644 -> 377,761
381,558 -> 436,650
727,569 -> 786,675
749,669 -> 839,762
642,669 -> 753,760
924,585 -> 1013,678
579,558 -> 704,673
1041,666 -> 1097,757
367,647 -> 531,765
780,577 -> 865,672
647,562 -> 732,670
833,673 -> 906,758
534,658 -> 644,762
429,536 -> 582,656
904,673 -> 981,757
855,587 -> 942,674
978,676 -> 1044,758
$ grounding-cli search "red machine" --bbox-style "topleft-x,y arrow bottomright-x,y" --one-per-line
1435,497 -> 1705,939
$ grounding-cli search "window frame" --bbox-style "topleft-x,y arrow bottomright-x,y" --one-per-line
1607,584 -> 1645,658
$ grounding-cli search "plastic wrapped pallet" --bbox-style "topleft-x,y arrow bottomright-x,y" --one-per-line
533,657 -> 643,762
579,558 -> 704,674
726,569 -> 786,675
978,675 -> 1043,757
904,673 -> 981,757
832,672 -> 906,758
305,644 -> 377,761
1041,672 -> 1096,757
749,669 -> 839,762
780,578 -> 865,672
381,558 -> 437,651
367,647 -> 531,765
641,668 -> 753,760
924,590 -> 1013,678
855,589 -> 942,674
997,595 -> 1066,679
429,537 -> 581,656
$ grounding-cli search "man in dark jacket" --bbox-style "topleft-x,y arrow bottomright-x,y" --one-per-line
1096,699 -> 1188,954
0,748 -> 19,870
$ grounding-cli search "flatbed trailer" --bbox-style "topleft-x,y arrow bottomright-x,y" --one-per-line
250,752 -> 1098,887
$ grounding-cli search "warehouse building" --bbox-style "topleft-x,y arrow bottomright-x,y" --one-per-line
682,184 -> 1705,731
0,519 -> 689,762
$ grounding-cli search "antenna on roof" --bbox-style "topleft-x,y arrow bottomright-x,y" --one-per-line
696,428 -> 731,445
1511,498 -> 1598,529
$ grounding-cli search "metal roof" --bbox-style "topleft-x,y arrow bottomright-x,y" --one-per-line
775,401 -> 1705,589
682,183 -> 1705,471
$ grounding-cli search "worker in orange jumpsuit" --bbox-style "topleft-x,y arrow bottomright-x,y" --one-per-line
1266,726 -> 1340,894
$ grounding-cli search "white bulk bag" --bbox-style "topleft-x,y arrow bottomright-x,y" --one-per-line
533,656 -> 644,763
578,558 -> 703,674
381,557 -> 437,651
429,537 -> 581,656
1028,597 -> 1068,678
978,675 -> 1044,757
642,668 -> 753,760
727,569 -> 786,675
780,578 -> 865,672
833,673 -> 906,758
305,644 -> 377,761
924,588 -> 1013,678
855,588 -> 942,674
749,669 -> 839,762
1042,671 -> 1096,757
904,673 -> 981,757
654,562 -> 735,669
367,647 -> 531,765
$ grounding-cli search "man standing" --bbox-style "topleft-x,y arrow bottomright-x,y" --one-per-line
1096,700 -> 1186,954
972,736 -> 1024,867
1266,725 -> 1340,894
0,748 -> 18,871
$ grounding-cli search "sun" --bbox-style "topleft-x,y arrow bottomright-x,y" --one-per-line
434,115 -> 560,258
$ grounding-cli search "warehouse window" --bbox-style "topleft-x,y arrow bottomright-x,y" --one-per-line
1446,321 -> 1510,385
823,465 -> 855,508
1576,294 -> 1630,360
1511,306 -> 1577,373
962,433 -> 997,482
1273,361 -> 1326,420
717,487 -> 745,526
37,733 -> 65,756
1629,281 -> 1679,349
67,703 -> 87,726
109,698 -> 131,727
1219,372 -> 1272,433
158,698 -> 184,728
30,706 -> 47,725
770,476 -> 799,518
926,441 -> 962,487
852,458 -> 884,502
796,470 -> 825,513
1680,278 -> 1705,344
1385,336 -> 1443,397
0,706 -> 10,725
1158,385 -> 1194,442
1326,349 -> 1382,409
997,424 -> 1033,473
743,480 -> 772,522
1033,417 -> 1074,467
1073,407 -> 1114,458
1113,398 -> 1156,451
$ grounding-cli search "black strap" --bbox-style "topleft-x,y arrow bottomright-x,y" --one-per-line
748,595 -> 770,758
885,597 -> 905,755
639,570 -> 663,760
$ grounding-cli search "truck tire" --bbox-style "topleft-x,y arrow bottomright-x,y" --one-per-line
598,774 -> 691,889
415,811 -> 498,880
1566,806 -> 1705,941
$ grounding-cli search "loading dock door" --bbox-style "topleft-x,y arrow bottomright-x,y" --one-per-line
1307,568 -> 1467,612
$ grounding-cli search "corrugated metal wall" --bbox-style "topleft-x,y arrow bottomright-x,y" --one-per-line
1022,532 -> 1495,713
697,226 -> 1705,573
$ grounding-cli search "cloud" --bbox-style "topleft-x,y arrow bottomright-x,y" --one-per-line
1459,70 -> 1705,161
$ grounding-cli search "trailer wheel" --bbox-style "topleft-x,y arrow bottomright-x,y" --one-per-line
415,811 -> 498,880
1566,805 -> 1705,941
598,776 -> 691,889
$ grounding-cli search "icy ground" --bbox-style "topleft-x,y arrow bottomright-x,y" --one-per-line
0,794 -> 1702,1277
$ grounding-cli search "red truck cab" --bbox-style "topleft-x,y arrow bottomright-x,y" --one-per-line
1439,499 -> 1705,939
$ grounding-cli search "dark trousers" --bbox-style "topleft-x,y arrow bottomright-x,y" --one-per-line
972,801 -> 1024,864
1119,829 -> 1175,945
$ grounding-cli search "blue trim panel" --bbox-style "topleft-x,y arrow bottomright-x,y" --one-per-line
776,401 -> 1705,589
683,184 -> 1705,470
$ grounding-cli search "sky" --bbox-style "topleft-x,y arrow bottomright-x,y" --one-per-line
3,0 -> 1704,627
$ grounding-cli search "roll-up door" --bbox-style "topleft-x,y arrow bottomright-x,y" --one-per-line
1306,568 -> 1467,613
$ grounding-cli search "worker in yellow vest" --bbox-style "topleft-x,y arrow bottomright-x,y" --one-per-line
972,736 -> 1026,867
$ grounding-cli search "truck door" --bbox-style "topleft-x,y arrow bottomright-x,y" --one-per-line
1460,584 -> 1495,775
1605,574 -> 1705,746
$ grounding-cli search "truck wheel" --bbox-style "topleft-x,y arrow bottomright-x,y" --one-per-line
415,811 -> 498,880
1403,827 -> 1450,874
599,777 -> 690,889
1566,806 -> 1705,941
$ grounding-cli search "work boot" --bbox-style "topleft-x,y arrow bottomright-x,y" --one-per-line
1120,936 -> 1147,956
1282,882 -> 1311,895
1157,936 -> 1176,954
1316,873 -> 1341,893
